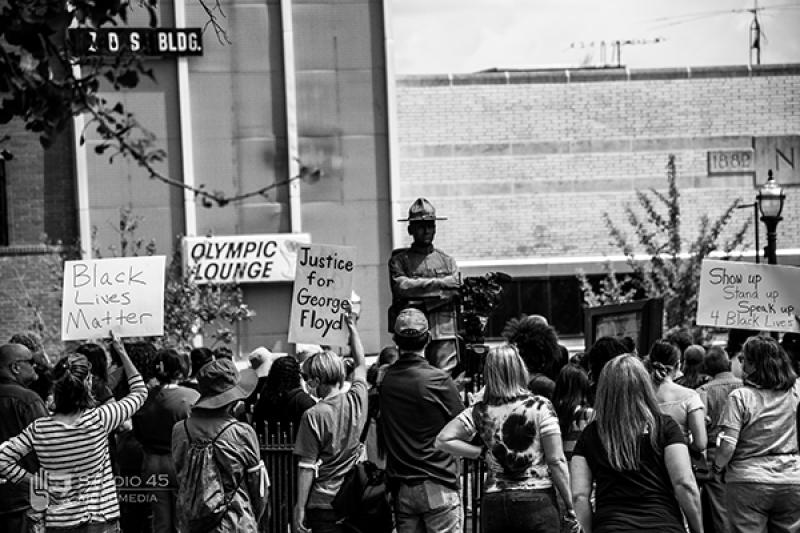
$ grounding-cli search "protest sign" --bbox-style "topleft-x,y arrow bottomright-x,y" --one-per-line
183,233 -> 310,284
697,259 -> 800,333
61,256 -> 166,340
288,244 -> 355,347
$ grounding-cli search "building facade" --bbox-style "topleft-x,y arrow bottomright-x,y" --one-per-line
2,2 -> 799,351
395,65 -> 800,336
1,0 -> 395,354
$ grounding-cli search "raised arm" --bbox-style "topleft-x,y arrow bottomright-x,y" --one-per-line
97,332 -> 147,432
344,302 -> 366,383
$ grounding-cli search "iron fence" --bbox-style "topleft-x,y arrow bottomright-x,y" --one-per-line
259,429 -> 484,533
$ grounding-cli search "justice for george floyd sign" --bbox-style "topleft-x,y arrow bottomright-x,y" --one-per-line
697,259 -> 800,333
183,234 -> 311,284
61,256 -> 166,340
288,244 -> 355,347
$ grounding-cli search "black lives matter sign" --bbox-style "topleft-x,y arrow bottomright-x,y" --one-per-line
69,28 -> 203,57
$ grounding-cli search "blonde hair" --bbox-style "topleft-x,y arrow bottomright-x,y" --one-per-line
595,354 -> 661,471
306,350 -> 345,386
483,344 -> 530,405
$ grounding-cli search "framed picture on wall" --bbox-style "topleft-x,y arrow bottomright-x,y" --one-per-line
583,298 -> 664,354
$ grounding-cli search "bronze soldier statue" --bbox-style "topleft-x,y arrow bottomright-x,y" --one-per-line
389,198 -> 461,375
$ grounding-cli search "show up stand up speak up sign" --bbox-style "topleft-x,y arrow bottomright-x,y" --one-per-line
288,244 -> 355,347
697,259 -> 800,333
61,256 -> 166,341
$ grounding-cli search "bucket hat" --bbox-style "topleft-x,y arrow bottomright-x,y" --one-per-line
194,358 -> 258,409
398,198 -> 447,222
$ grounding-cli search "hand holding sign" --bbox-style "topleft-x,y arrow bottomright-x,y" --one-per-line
288,244 -> 355,347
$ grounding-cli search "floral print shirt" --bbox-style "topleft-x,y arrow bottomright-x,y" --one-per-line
456,394 -> 560,492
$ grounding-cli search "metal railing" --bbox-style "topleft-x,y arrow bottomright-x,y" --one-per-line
260,423 -> 297,533
259,426 -> 485,533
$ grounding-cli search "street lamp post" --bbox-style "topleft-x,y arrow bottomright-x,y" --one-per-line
757,170 -> 786,265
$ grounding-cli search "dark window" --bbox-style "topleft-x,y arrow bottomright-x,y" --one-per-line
0,160 -> 7,246
486,274 -> 627,339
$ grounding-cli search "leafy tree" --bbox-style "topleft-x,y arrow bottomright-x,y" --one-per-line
577,262 -> 638,308
93,207 -> 252,349
1,0 -> 321,206
586,155 -> 750,329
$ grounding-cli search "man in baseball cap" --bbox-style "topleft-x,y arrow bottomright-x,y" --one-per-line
378,307 -> 465,533
389,198 -> 461,375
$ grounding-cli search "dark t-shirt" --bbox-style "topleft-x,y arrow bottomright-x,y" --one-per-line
254,387 -> 316,438
379,355 -> 465,489
133,385 -> 200,454
0,378 -> 48,514
573,414 -> 685,533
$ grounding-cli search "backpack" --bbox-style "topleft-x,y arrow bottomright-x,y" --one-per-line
331,460 -> 393,533
176,420 -> 239,533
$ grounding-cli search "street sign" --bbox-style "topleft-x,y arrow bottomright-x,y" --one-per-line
69,28 -> 203,57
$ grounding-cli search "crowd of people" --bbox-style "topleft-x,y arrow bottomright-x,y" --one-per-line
0,197 -> 797,533
1,308 -> 796,533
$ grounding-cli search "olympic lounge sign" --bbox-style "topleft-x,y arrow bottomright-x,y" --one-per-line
183,234 -> 311,285
69,28 -> 203,57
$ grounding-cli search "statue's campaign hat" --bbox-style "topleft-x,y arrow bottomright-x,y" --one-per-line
398,198 -> 447,222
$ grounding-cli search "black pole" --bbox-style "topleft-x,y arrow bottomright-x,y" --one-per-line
762,216 -> 781,265
754,203 -> 760,264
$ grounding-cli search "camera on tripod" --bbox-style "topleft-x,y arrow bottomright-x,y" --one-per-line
458,271 -> 511,381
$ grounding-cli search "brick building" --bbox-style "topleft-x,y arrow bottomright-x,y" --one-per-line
394,64 -> 800,336
2,4 -> 799,349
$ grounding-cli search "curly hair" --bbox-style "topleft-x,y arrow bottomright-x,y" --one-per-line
263,356 -> 302,406
502,315 -> 561,380
586,336 -> 629,385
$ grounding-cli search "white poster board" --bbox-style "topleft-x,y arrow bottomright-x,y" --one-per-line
61,256 -> 166,340
183,233 -> 310,284
697,259 -> 800,333
288,244 -> 355,347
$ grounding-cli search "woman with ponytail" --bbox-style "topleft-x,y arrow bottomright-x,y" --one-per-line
648,340 -> 707,455
0,332 -> 147,533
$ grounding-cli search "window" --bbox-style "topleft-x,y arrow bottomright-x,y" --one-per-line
485,273 -> 646,340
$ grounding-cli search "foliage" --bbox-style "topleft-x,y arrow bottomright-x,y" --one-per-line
459,272 -> 510,342
0,239 -> 77,352
577,262 -> 638,308
0,0 -> 322,206
94,207 -> 252,348
600,154 -> 750,329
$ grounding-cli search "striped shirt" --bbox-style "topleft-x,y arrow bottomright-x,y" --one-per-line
0,373 -> 147,529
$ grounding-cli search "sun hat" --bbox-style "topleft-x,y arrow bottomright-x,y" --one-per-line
394,308 -> 429,337
398,198 -> 447,222
194,358 -> 258,409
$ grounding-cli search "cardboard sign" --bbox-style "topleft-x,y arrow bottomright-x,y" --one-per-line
288,244 -> 355,347
183,234 -> 310,284
61,256 -> 166,340
697,259 -> 800,333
